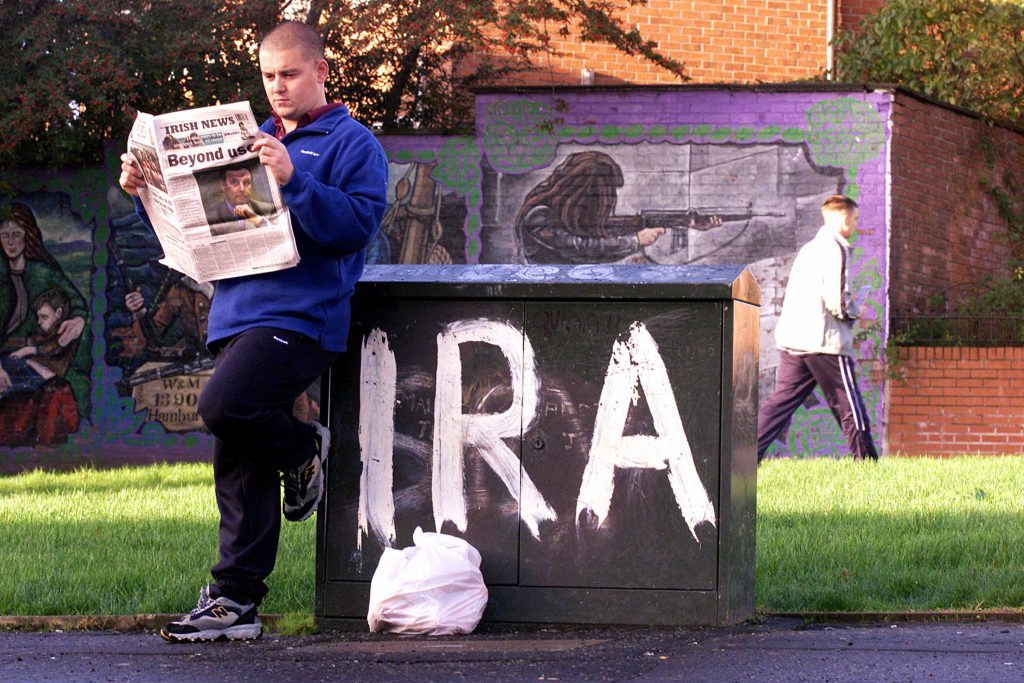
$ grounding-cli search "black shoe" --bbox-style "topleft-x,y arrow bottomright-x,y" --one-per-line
282,420 -> 329,522
160,585 -> 262,642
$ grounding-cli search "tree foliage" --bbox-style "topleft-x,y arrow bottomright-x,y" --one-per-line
834,0 -> 1024,128
1,0 -> 684,168
0,0 -> 281,168
315,0 -> 685,132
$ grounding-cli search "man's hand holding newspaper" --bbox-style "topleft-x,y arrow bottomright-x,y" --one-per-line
122,101 -> 299,282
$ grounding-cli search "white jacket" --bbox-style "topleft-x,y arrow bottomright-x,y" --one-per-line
774,224 -> 858,357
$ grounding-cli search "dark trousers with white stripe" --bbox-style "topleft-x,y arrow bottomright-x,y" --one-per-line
758,350 -> 878,461
197,327 -> 339,605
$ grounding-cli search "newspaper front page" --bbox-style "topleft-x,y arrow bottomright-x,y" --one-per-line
127,101 -> 299,282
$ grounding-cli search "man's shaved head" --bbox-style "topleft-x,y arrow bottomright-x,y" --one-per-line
260,21 -> 325,62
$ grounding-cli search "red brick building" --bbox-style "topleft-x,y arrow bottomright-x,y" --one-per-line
512,0 -> 887,86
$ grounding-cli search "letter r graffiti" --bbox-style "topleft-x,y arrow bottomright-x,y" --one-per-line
433,319 -> 557,538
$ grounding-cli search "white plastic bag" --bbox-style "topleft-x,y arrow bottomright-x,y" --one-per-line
367,527 -> 488,635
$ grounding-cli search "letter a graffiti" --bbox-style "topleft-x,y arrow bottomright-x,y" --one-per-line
576,322 -> 716,541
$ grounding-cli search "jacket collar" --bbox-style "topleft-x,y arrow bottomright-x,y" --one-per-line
262,103 -> 350,138
818,223 -> 851,248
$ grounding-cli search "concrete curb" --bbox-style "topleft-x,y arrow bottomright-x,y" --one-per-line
772,610 -> 1024,624
3,611 -> 1024,633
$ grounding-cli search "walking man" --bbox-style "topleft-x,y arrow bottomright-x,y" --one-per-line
757,194 -> 878,462
119,21 -> 388,641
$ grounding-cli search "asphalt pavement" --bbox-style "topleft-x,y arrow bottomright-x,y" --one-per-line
3,617 -> 1024,682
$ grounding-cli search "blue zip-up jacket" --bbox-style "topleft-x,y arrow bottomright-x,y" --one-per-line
136,106 -> 388,352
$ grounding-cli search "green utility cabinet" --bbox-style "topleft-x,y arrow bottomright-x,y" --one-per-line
316,264 -> 759,626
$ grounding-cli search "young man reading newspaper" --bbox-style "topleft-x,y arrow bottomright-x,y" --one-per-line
119,21 -> 388,642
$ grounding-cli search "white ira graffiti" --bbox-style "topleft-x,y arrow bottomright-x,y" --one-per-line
357,329 -> 397,550
355,318 -> 716,547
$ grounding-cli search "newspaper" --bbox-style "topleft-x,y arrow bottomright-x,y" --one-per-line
127,101 -> 299,282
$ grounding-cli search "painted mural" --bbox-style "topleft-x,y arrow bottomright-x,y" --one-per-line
0,170 -> 217,471
0,196 -> 92,449
104,203 -> 214,433
379,92 -> 889,459
0,90 -> 889,468
373,158 -> 469,265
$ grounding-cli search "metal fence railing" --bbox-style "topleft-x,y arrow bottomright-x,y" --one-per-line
889,316 -> 1024,346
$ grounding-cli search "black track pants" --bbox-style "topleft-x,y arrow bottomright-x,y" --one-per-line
757,350 -> 878,461
197,327 -> 338,604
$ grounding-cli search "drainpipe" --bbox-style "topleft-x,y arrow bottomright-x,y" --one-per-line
826,0 -> 836,79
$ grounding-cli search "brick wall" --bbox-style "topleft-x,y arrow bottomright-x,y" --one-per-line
839,0 -> 886,31
888,347 -> 1024,454
468,1 -> 897,88
886,92 -> 1024,457
498,0 -> 895,87
506,0 -> 831,86
888,91 -> 1021,315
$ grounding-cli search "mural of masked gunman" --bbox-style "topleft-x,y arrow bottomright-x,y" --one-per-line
514,151 -> 674,264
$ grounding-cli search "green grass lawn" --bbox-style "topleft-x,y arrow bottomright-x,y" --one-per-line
1,456 -> 1023,617
757,456 -> 1024,613
0,464 -> 314,616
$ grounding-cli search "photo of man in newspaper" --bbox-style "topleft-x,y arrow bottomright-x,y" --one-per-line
199,161 -> 275,236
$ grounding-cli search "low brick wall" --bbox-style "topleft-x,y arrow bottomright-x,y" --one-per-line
887,347 -> 1024,455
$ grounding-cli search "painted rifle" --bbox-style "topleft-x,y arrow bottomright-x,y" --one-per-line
640,203 -> 787,263
126,354 -> 215,387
